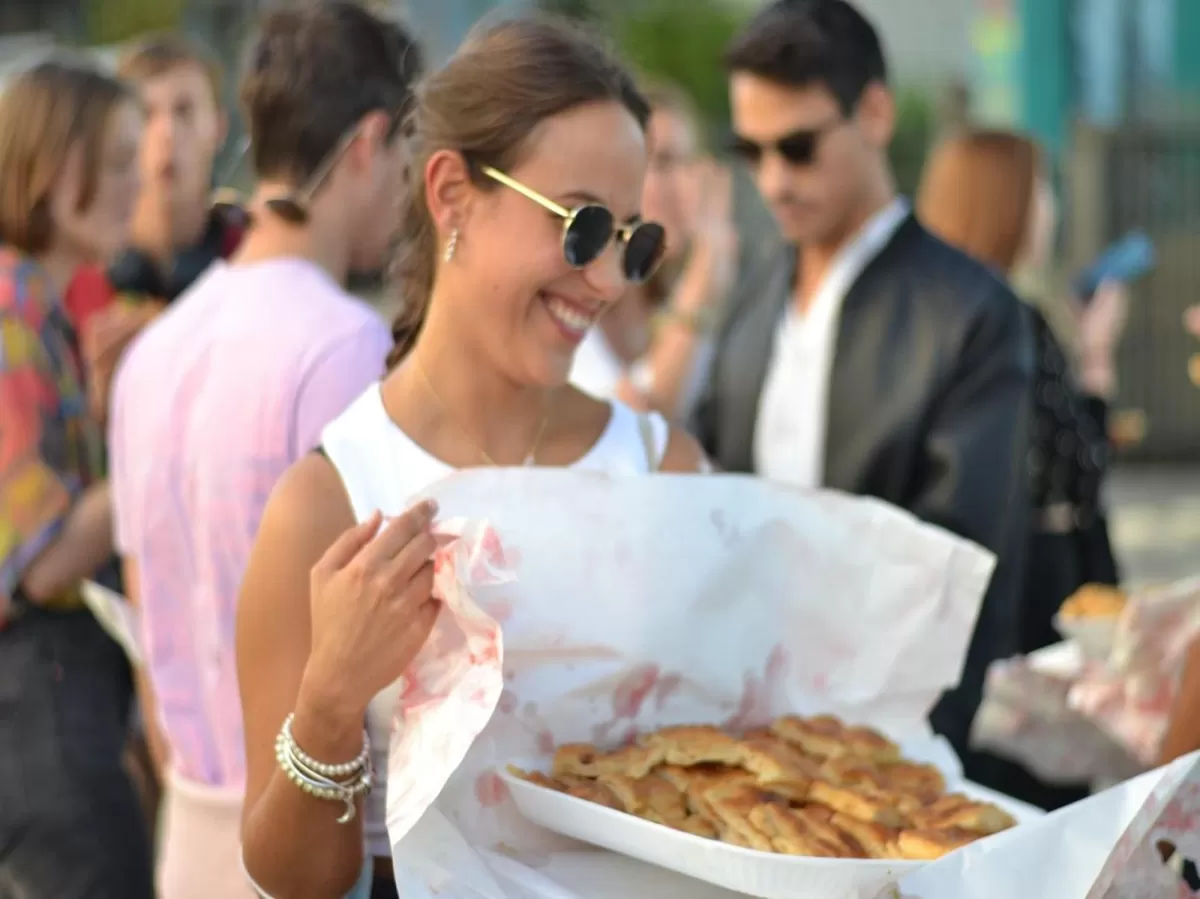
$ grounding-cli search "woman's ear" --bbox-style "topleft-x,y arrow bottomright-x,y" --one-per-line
425,149 -> 473,235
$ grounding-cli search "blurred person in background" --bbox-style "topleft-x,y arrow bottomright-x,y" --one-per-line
0,61 -> 152,898
106,4 -> 422,896
569,80 -> 738,419
68,34 -> 245,424
697,0 -> 1033,787
918,129 -> 1128,809
236,15 -> 703,899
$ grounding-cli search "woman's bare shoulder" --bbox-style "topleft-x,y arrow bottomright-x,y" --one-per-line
257,453 -> 357,560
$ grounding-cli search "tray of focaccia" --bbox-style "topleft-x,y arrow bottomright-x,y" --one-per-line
502,714 -> 1040,899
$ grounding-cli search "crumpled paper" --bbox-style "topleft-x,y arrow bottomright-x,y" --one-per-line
380,471 -> 998,898
1073,577 -> 1200,764
974,577 -> 1200,781
971,644 -> 1143,785
383,518 -> 515,843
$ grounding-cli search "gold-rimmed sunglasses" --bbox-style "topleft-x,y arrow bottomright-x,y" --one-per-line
481,165 -> 666,284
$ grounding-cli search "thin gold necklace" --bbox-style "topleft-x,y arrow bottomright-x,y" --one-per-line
412,360 -> 549,467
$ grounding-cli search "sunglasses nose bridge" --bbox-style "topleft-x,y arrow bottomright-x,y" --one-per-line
573,229 -> 626,302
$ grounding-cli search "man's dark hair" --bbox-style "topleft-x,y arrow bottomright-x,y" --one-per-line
724,0 -> 887,115
239,0 -> 423,184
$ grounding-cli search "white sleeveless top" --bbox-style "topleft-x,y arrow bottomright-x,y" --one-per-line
319,381 -> 670,857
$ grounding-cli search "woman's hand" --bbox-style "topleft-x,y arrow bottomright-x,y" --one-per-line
1075,279 -> 1129,398
678,159 -> 738,312
299,501 -> 441,720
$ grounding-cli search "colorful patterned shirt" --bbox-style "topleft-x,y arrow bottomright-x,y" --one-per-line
0,247 -> 103,621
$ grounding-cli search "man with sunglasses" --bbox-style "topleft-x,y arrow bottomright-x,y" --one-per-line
695,0 -> 1033,789
104,5 -> 422,896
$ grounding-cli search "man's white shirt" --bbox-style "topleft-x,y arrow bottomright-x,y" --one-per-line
754,199 -> 910,488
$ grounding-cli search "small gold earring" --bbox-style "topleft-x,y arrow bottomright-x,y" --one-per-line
444,227 -> 459,262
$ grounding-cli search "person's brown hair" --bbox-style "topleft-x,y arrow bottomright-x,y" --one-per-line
0,59 -> 135,255
239,0 -> 422,188
388,15 -> 650,366
118,33 -> 223,103
916,130 -> 1043,275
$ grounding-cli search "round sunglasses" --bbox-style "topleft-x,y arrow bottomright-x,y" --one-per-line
481,165 -> 666,284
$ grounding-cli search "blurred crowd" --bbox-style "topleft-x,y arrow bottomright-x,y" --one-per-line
0,1 -> 1192,898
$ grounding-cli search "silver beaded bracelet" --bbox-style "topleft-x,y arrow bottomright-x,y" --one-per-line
275,713 -> 373,824
281,713 -> 370,777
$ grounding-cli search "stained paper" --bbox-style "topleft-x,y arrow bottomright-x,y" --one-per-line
382,471 -> 996,898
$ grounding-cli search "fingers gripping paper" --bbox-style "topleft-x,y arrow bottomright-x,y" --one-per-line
384,518 -> 514,843
383,472 -> 997,898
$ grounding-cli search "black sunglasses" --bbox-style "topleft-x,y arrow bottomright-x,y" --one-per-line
729,120 -> 841,168
481,165 -> 666,284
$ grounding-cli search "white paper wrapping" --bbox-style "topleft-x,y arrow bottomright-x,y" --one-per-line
383,471 -> 996,898
974,576 -> 1200,784
873,751 -> 1200,899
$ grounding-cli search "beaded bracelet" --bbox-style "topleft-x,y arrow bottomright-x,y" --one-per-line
275,714 -> 373,823
281,713 -> 371,777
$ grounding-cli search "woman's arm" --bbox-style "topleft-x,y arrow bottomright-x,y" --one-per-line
20,481 -> 114,602
622,162 -> 737,421
238,454 -> 439,899
1159,640 -> 1200,765
628,260 -> 721,420
238,457 -> 370,898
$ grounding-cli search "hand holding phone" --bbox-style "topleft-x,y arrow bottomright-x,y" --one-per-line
1073,231 -> 1155,303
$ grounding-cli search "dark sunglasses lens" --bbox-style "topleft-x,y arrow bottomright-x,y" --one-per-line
729,137 -> 763,165
777,132 -> 819,166
623,223 -> 666,284
563,205 -> 614,267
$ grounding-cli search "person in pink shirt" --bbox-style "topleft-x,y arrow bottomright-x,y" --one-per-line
106,4 -> 423,897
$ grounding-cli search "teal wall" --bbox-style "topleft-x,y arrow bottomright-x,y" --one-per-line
1175,0 -> 1200,90
1016,0 -> 1070,155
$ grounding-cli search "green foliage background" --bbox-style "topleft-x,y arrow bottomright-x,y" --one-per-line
84,0 -> 184,45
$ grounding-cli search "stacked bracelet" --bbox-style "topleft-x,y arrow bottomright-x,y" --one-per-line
275,712 -> 373,824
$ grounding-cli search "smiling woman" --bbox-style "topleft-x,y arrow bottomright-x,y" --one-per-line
235,13 -> 709,899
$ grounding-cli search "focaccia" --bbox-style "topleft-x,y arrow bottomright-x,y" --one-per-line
737,734 -> 820,801
908,794 -> 1015,835
703,782 -> 776,852
769,715 -> 849,758
507,765 -> 623,809
829,812 -> 900,859
808,780 -> 908,828
876,760 -> 946,800
892,827 -> 980,860
839,724 -> 901,763
748,803 -> 857,858
596,772 -> 688,827
552,742 -> 663,780
640,725 -> 746,767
